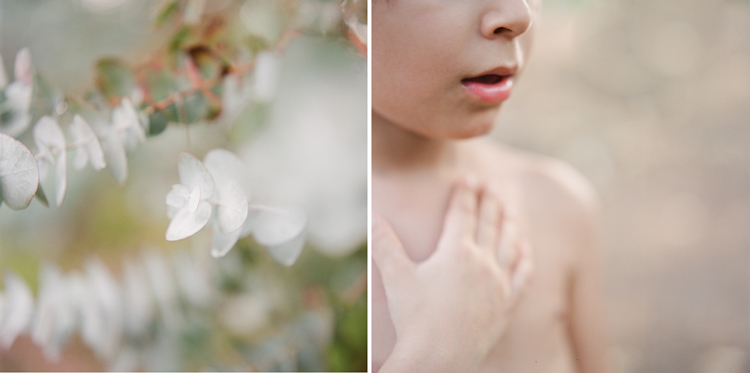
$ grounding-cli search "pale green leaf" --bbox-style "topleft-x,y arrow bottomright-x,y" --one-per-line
112,98 -> 145,152
178,152 -> 214,200
187,185 -> 200,213
165,184 -> 189,209
0,272 -> 34,348
0,133 -> 39,210
202,148 -> 248,187
215,179 -> 248,234
203,149 -> 249,233
265,233 -> 306,267
165,201 -> 212,241
242,205 -> 306,266
69,114 -> 105,171
33,116 -> 66,207
0,81 -> 32,137
210,221 -> 242,258
13,48 -> 33,86
100,127 -> 127,184
84,259 -> 123,361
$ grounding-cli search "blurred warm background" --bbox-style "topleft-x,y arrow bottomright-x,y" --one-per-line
495,0 -> 750,371
0,0 -> 366,371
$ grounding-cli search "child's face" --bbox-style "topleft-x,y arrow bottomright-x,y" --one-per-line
373,0 -> 538,139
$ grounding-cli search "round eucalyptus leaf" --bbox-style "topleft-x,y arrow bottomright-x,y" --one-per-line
100,127 -> 128,184
178,152 -> 215,200
265,231 -> 306,267
69,115 -> 105,171
210,222 -> 242,258
33,116 -> 67,207
244,205 -> 306,246
0,133 -> 39,210
203,148 -> 247,187
215,179 -> 248,234
165,201 -> 212,241
243,205 -> 306,266
166,184 -> 189,209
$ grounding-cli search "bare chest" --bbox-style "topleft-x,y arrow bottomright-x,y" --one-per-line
372,175 -> 578,371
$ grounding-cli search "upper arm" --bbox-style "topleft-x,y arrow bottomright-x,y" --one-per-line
536,159 -> 612,373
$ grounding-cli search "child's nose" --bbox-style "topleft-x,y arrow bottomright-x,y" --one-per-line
480,0 -> 532,40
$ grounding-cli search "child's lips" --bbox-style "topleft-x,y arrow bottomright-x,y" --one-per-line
461,74 -> 514,104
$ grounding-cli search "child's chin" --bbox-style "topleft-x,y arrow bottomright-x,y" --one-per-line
451,118 -> 495,139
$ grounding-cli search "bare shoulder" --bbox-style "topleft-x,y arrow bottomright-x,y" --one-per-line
470,139 -> 599,228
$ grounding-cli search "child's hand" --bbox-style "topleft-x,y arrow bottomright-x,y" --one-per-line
374,176 -> 534,372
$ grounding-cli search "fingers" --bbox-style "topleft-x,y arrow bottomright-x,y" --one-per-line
436,175 -> 479,252
373,212 -> 415,288
475,185 -> 504,250
496,216 -> 520,270
496,208 -> 534,293
511,240 -> 534,293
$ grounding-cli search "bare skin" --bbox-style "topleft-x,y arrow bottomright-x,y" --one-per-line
374,172 -> 534,373
372,114 -> 611,373
372,0 -> 610,371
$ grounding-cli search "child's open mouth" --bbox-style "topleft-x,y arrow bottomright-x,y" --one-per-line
461,74 -> 514,104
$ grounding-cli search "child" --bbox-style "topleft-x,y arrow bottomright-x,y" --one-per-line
371,0 -> 611,372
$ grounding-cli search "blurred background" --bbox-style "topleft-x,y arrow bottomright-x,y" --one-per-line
0,0 -> 366,371
495,0 -> 750,371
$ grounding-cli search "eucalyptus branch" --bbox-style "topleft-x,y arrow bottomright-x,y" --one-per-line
141,28 -> 300,115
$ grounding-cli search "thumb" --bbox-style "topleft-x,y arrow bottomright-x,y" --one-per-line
373,212 -> 414,288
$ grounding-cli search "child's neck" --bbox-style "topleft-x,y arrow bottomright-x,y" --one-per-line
373,111 -> 460,175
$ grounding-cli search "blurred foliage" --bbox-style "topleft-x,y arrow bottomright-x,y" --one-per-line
0,0 -> 367,371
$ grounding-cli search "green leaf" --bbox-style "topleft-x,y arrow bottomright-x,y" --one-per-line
154,0 -> 180,27
182,92 -> 211,123
147,110 -> 169,136
169,26 -> 193,53
95,58 -> 136,99
145,69 -> 178,101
